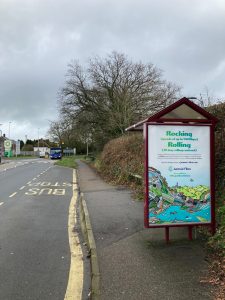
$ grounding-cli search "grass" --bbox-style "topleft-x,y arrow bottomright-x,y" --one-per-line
54,155 -> 85,168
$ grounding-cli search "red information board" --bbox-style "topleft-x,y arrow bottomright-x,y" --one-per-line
126,97 -> 218,240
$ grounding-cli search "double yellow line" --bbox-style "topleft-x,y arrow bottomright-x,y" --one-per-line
64,169 -> 83,300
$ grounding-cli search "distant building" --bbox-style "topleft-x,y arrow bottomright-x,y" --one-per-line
33,147 -> 50,157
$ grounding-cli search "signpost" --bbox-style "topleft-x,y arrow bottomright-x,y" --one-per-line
16,140 -> 20,157
126,97 -> 218,242
4,140 -> 12,157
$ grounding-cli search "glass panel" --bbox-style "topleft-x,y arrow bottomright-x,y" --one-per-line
162,104 -> 207,119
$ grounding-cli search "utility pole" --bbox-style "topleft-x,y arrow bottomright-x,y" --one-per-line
8,121 -> 11,139
38,128 -> 40,152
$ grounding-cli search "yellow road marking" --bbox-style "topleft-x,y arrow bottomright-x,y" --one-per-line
9,192 -> 17,198
64,169 -> 83,300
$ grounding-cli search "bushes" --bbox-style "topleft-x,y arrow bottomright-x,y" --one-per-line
208,189 -> 225,255
96,133 -> 144,195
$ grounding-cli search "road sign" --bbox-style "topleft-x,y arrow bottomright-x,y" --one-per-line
16,141 -> 20,155
4,140 -> 12,149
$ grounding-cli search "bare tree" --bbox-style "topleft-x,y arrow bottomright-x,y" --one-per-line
47,120 -> 74,146
58,51 -> 180,148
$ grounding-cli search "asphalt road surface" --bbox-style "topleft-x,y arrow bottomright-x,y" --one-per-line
0,159 -> 75,300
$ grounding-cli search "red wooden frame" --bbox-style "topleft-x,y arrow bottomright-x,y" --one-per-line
143,98 -> 218,242
127,97 -> 218,241
146,97 -> 218,124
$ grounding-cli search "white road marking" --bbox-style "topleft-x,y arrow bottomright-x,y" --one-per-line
19,186 -> 26,190
9,192 -> 17,198
27,181 -> 31,184
0,202 -> 4,206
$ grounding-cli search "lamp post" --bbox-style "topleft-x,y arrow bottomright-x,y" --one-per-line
8,121 -> 12,139
38,128 -> 40,152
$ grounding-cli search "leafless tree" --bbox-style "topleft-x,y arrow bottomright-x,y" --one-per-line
58,51 -> 180,148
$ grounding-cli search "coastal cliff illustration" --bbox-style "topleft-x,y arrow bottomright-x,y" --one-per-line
148,167 -> 211,225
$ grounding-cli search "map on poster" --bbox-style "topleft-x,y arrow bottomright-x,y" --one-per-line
148,125 -> 211,226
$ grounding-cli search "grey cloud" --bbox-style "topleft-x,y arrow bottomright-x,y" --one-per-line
0,0 -> 225,140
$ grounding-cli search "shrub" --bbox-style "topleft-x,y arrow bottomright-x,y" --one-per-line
96,133 -> 144,196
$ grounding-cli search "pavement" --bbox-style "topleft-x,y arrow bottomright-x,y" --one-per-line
77,160 -> 214,300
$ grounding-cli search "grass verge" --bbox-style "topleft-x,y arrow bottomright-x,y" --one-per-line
54,155 -> 85,168
54,156 -> 77,168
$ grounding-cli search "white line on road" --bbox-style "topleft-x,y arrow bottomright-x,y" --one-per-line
9,192 -> 17,198
0,202 -> 4,206
19,186 -> 26,190
27,181 -> 31,184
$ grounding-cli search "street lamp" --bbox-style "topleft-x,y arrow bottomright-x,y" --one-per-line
38,128 -> 40,151
8,121 -> 12,139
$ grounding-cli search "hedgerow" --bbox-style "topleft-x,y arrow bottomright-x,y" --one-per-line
96,133 -> 144,196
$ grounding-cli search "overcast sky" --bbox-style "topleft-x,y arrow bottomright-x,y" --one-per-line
0,0 -> 225,141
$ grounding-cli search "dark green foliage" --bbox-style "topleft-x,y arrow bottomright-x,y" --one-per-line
204,103 -> 225,255
96,133 -> 144,196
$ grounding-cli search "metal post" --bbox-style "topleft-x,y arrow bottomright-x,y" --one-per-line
188,226 -> 193,240
38,128 -> 40,155
8,122 -> 11,138
86,140 -> 89,156
165,227 -> 170,243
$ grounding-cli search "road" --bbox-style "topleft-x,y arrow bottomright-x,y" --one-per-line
0,159 -> 85,300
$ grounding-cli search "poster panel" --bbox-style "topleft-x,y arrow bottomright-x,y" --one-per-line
147,124 -> 211,226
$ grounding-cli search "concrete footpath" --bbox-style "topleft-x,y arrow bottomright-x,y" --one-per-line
77,160 -> 213,300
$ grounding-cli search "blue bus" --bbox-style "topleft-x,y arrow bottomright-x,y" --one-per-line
50,147 -> 62,159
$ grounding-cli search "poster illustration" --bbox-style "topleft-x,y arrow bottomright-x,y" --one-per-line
148,125 -> 211,226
